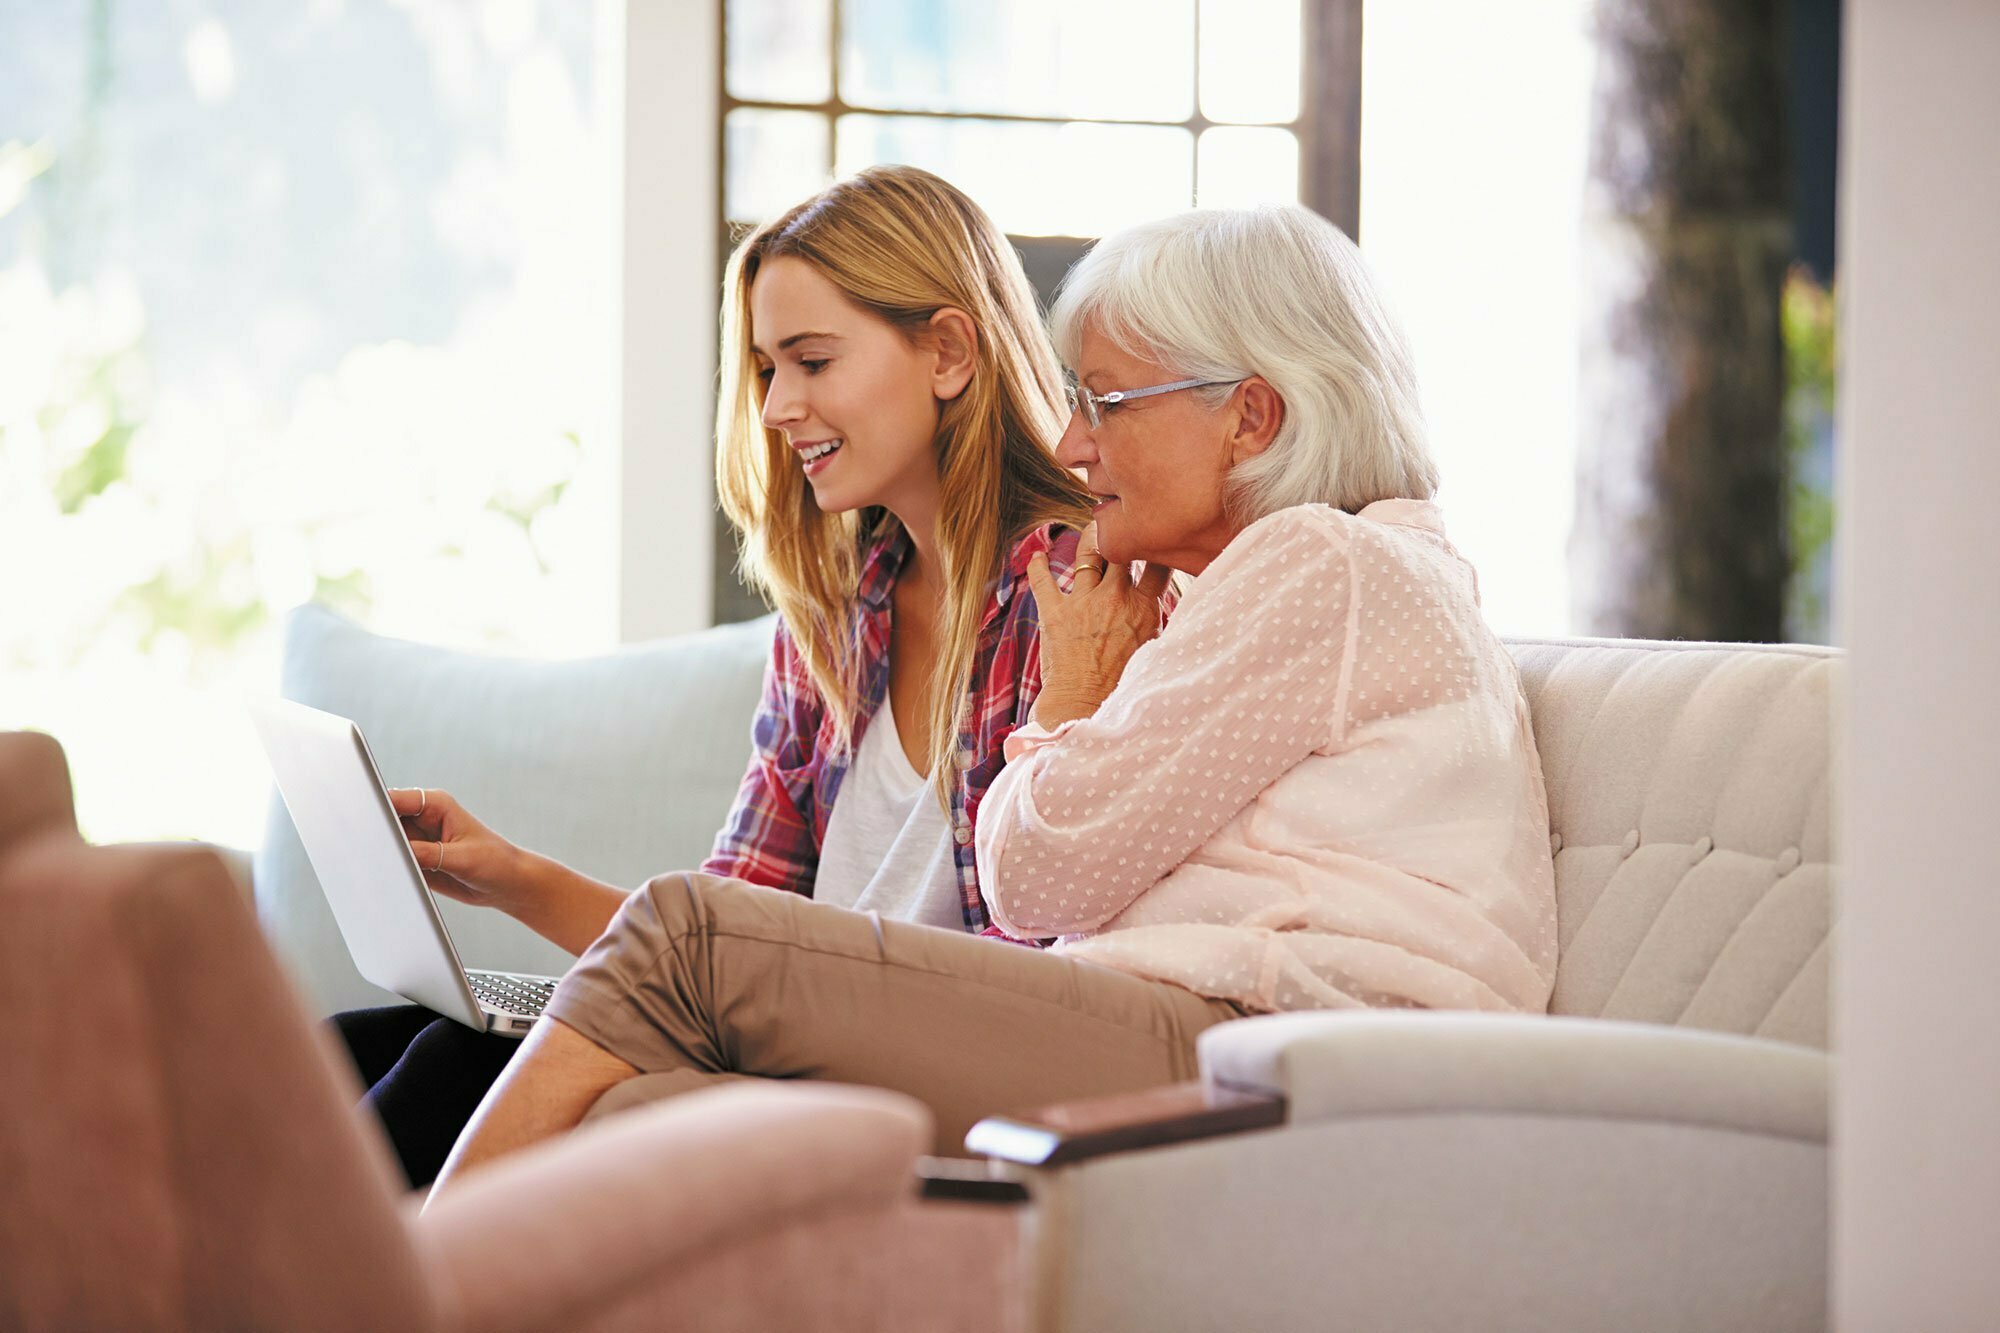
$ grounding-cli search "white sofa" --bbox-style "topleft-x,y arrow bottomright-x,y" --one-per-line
256,606 -> 1835,1331
968,637 -> 1834,1332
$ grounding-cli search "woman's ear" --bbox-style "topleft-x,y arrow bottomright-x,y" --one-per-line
927,307 -> 978,402
1227,376 -> 1285,465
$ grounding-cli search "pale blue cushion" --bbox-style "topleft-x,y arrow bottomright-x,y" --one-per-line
253,603 -> 775,1016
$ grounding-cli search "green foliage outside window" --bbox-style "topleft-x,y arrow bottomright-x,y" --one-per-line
1783,266 -> 1836,644
2,140 -> 584,678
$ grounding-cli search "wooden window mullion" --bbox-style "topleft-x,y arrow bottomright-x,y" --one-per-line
1300,0 -> 1363,240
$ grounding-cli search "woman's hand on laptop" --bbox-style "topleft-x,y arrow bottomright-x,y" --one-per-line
389,788 -> 632,955
388,787 -> 527,912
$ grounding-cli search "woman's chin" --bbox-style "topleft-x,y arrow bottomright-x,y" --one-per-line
1091,514 -> 1138,566
804,477 -> 861,514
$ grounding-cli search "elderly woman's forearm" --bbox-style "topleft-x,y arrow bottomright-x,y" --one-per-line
977,757 -> 1181,935
980,521 -> 1352,931
985,874 -> 1136,937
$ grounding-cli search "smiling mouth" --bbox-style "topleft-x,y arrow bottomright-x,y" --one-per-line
798,439 -> 843,462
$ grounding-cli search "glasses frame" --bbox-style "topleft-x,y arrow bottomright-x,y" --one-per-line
1063,376 -> 1244,429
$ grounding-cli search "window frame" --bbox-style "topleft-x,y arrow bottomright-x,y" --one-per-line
716,0 -> 1361,242
702,0 -> 1362,623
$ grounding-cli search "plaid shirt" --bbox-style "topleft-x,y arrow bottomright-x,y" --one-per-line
703,520 -> 1082,935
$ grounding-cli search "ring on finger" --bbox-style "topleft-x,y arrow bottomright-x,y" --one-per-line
416,787 -> 427,817
435,841 -> 446,874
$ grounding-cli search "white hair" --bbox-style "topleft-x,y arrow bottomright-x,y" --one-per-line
1050,205 -> 1437,521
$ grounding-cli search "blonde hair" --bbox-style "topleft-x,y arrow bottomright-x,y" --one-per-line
716,165 -> 1093,807
1051,205 -> 1437,520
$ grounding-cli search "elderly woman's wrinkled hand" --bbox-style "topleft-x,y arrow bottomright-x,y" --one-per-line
1024,523 -> 1173,729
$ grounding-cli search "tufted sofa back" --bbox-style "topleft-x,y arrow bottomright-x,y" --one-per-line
1506,638 -> 1836,1050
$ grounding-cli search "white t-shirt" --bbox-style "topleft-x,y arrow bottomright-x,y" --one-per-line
813,695 -> 967,930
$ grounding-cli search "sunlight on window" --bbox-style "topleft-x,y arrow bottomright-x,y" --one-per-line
1197,126 -> 1299,208
836,115 -> 1194,238
727,107 -> 832,222
183,17 -> 238,105
726,0 -> 832,104
725,0 -> 1301,235
1198,0 -> 1301,124
839,0 -> 1195,122
0,1 -> 614,847
5,0 -> 1340,850
1360,0 -> 1593,637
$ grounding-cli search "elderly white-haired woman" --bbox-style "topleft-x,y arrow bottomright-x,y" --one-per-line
429,205 -> 1554,1194
989,203 -> 1557,1015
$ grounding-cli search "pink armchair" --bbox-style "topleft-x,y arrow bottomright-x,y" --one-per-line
0,732 -> 1028,1332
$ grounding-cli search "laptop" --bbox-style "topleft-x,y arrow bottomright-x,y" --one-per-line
249,697 -> 559,1037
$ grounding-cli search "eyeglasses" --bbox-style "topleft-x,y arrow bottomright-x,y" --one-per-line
1062,376 -> 1244,429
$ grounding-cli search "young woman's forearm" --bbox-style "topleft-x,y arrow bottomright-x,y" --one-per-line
426,1017 -> 639,1201
504,850 -> 631,956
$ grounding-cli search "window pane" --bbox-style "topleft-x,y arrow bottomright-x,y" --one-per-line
1199,0 -> 1301,123
0,2 -> 612,846
1196,127 -> 1299,208
1361,0 -> 1595,636
726,108 -> 831,222
840,0 -> 1195,122
726,0 -> 832,104
837,114 -> 1193,238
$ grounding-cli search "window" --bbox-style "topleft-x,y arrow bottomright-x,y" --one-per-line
0,2 -> 613,844
1358,0 -> 1593,637
722,0 -> 1315,238
713,0 -> 1352,618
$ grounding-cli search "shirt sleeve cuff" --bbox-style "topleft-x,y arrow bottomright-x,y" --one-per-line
1002,716 -> 1084,762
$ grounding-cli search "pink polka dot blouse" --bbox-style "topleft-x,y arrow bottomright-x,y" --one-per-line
976,500 -> 1558,1015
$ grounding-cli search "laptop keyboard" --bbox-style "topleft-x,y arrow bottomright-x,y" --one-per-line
466,971 -> 558,1017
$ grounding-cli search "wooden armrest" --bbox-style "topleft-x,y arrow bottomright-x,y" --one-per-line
964,1080 -> 1286,1167
915,1155 -> 1032,1203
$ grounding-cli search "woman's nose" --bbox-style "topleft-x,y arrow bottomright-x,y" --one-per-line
761,375 -> 803,431
1055,411 -> 1097,468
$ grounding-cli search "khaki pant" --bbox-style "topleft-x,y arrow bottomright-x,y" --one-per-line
544,872 -> 1247,1156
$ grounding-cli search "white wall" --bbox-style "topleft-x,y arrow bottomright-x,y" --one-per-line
1833,1 -> 2000,1324
609,0 -> 719,640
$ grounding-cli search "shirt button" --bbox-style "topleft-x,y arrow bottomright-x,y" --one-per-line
954,824 -> 973,845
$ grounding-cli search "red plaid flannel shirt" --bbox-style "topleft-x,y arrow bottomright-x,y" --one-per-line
703,520 -> 1082,936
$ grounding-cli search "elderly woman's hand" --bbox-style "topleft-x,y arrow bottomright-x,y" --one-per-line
1025,523 -> 1173,728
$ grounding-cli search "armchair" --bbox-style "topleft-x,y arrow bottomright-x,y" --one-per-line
0,731 -> 1031,1332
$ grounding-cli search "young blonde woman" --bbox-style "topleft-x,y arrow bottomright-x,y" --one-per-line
335,165 -> 1098,1186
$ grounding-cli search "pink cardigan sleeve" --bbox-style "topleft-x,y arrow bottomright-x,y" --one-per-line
975,507 -> 1357,937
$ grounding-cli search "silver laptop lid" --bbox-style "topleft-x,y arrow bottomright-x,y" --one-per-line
248,697 -> 484,1028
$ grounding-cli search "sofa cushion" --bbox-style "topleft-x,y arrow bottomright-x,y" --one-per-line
1508,638 -> 1836,1048
254,603 -> 775,1016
